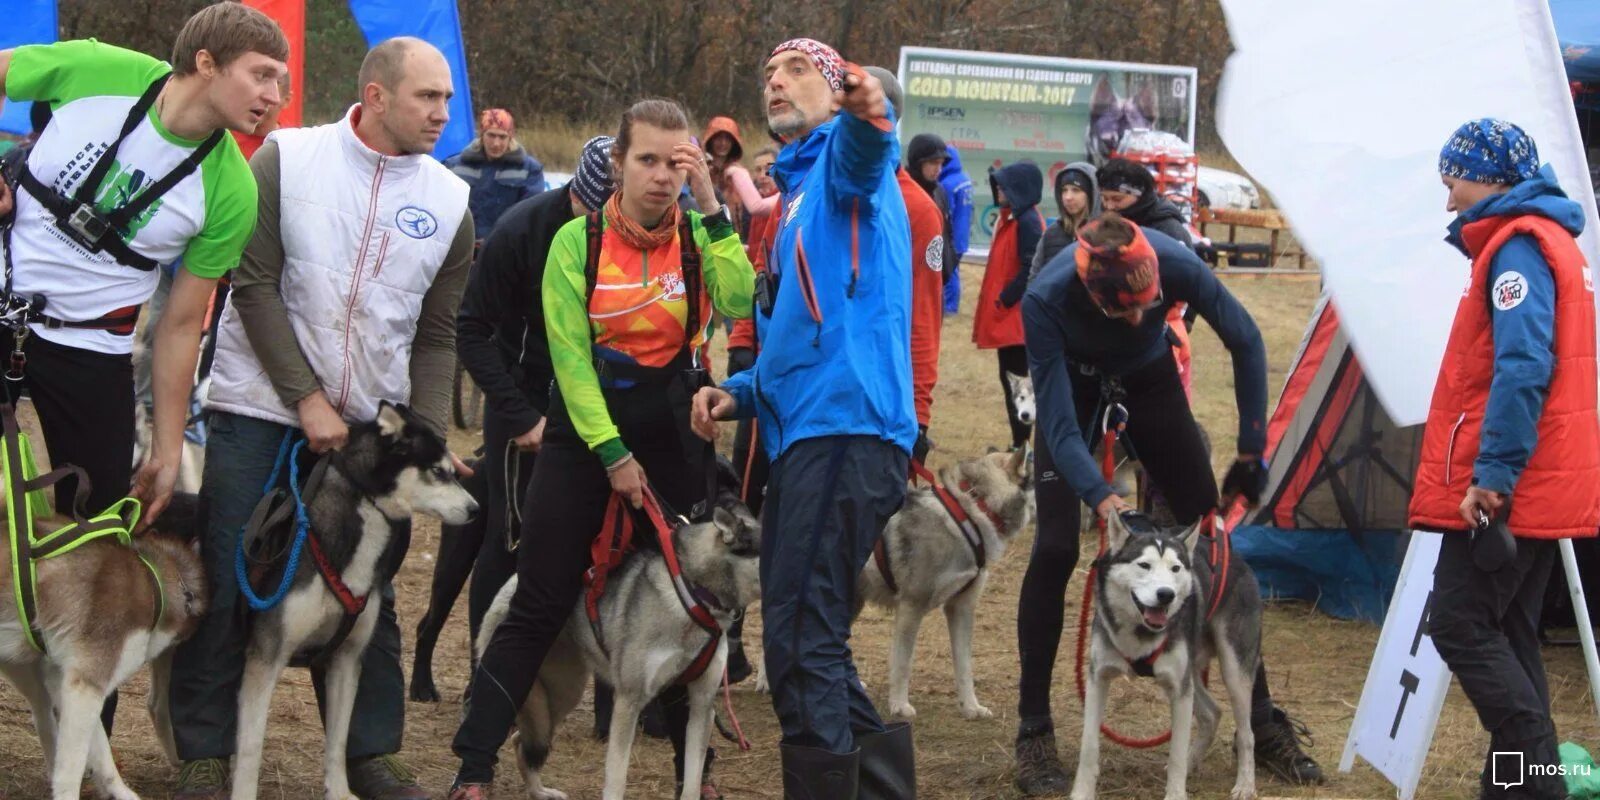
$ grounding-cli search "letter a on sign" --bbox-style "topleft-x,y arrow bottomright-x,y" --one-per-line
1339,532 -> 1452,800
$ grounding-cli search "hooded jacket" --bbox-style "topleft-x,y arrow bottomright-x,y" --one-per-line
973,161 -> 1044,349
719,112 -> 917,460
1409,165 -> 1600,538
1032,162 -> 1100,277
445,139 -> 546,239
908,133 -> 957,276
939,144 -> 974,258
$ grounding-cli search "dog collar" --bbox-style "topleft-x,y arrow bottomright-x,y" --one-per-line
1127,636 -> 1168,678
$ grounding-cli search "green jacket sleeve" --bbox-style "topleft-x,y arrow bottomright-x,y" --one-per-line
695,212 -> 755,321
542,217 -> 629,466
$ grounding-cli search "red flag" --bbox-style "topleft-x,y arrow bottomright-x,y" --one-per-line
242,0 -> 304,128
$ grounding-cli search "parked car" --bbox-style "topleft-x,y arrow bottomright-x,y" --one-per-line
1197,165 -> 1262,210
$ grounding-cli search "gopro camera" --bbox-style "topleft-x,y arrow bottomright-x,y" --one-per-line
62,204 -> 112,250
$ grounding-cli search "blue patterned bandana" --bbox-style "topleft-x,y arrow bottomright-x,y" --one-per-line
1439,118 -> 1540,185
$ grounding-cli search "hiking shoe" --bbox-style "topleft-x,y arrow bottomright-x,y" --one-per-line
1255,708 -> 1325,785
446,782 -> 491,800
1014,729 -> 1070,795
172,757 -> 229,800
348,754 -> 428,800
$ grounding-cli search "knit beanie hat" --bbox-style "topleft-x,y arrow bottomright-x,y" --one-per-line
1439,118 -> 1540,185
480,108 -> 514,134
770,38 -> 845,92
1075,214 -> 1161,313
572,135 -> 616,213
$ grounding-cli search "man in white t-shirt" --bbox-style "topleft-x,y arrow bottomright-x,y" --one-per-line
0,4 -> 286,526
0,2 -> 287,738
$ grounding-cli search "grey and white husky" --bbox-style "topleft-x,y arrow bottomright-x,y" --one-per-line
858,449 -> 1033,721
478,499 -> 761,800
230,402 -> 478,800
1071,511 -> 1262,800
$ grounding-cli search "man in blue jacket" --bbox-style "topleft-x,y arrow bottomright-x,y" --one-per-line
941,144 -> 974,314
444,108 -> 545,241
692,37 -> 917,799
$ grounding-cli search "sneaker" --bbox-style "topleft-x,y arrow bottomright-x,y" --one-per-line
1255,708 -> 1325,785
446,782 -> 491,800
1013,729 -> 1070,796
172,758 -> 229,800
348,754 -> 428,800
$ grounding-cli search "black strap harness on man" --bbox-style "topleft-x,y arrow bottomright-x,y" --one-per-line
1,74 -> 222,339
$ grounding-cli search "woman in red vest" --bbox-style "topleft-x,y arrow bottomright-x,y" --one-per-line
1412,119 -> 1600,800
973,161 -> 1044,449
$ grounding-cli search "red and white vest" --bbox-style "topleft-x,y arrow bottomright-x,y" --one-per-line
1408,214 -> 1600,539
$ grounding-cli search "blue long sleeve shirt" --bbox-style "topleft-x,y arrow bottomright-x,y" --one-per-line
1022,228 -> 1268,508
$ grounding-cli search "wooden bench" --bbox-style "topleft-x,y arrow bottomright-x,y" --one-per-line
1199,207 -> 1312,270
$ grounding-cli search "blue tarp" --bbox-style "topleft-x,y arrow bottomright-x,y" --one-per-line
1554,0 -> 1600,85
347,0 -> 476,160
0,0 -> 57,136
1234,526 -> 1405,623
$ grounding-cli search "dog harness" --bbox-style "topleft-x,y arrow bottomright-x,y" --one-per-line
1,404 -> 157,653
873,459 -> 995,595
584,486 -> 724,686
235,434 -> 370,665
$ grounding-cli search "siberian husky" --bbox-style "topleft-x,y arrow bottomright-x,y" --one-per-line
478,498 -> 761,800
1006,370 -> 1036,427
229,402 -> 477,800
1071,511 -> 1261,800
858,449 -> 1033,720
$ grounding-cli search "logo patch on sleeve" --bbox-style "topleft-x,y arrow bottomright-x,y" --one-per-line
1492,271 -> 1528,311
925,236 -> 945,272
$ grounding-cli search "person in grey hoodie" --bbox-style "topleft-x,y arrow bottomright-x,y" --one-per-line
1030,162 -> 1099,277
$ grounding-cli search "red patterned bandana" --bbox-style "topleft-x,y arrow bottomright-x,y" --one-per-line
770,38 -> 845,92
480,108 -> 514,134
1075,219 -> 1162,313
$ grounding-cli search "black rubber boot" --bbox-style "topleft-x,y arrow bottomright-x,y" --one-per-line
858,723 -> 916,799
781,742 -> 859,800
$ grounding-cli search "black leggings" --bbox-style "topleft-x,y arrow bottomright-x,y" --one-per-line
997,345 -> 1031,449
452,383 -> 713,783
1015,354 -> 1276,732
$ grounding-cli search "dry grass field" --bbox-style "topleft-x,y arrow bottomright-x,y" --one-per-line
2,263 -> 1597,800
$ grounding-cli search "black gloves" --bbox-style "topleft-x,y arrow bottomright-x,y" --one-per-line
1220,456 -> 1268,507
912,425 -> 931,465
998,276 -> 1028,309
726,346 -> 756,376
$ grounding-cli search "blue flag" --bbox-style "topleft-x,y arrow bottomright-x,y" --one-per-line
346,0 -> 475,159
0,0 -> 58,136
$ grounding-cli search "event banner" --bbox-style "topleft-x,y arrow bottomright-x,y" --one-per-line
897,47 -> 1198,254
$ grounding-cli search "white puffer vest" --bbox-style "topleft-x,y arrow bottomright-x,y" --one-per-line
205,107 -> 468,427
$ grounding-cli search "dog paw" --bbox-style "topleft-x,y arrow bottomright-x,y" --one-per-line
959,702 -> 993,720
888,701 -> 917,719
753,674 -> 769,694
408,680 -> 441,703
1069,788 -> 1094,800
93,782 -> 140,800
1162,791 -> 1188,800
1228,781 -> 1257,800
531,789 -> 569,800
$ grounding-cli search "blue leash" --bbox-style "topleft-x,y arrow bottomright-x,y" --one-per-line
235,431 -> 312,612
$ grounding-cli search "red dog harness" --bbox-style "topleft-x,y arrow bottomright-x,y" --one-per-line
584,488 -> 723,685
873,460 -> 995,595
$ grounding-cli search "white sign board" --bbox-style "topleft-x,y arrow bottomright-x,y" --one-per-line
1339,532 -> 1451,800
1215,0 -> 1600,427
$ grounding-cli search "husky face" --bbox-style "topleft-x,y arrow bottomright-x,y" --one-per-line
707,503 -> 761,608
1101,514 -> 1202,634
356,402 -> 479,525
1006,371 -> 1035,427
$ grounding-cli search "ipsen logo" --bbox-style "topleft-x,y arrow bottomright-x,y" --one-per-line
1493,751 -> 1592,790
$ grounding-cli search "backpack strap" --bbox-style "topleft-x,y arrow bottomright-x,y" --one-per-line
584,212 -> 603,310
679,214 -> 703,350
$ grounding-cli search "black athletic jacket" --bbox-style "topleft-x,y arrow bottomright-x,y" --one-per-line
455,185 -> 579,434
